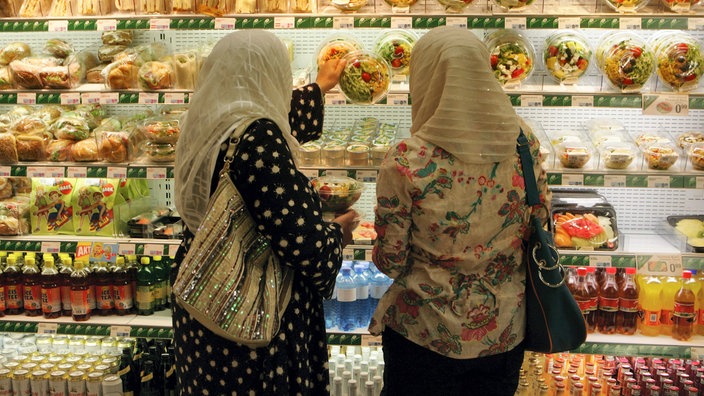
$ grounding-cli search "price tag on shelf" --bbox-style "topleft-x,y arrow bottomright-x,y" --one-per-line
274,17 -> 295,29
110,325 -> 132,338
138,92 -> 159,104
689,18 -> 704,30
589,255 -> 612,268
571,96 -> 593,107
445,17 -> 467,28
386,94 -> 409,106
697,177 -> 704,189
637,254 -> 682,276
504,17 -> 527,30
48,20 -> 68,32
17,93 -> 36,105
648,175 -> 670,188
558,17 -> 580,29
60,93 -> 80,105
604,175 -> 627,187
619,17 -> 641,29
37,323 -> 58,335
144,244 -> 165,256
342,247 -> 355,261
520,95 -> 542,107
0,167 -> 10,177
97,19 -> 118,31
81,92 -> 101,105
691,347 -> 704,360
214,18 -> 236,30
364,249 -> 373,261
146,167 -> 167,179
27,167 -> 65,178
162,92 -> 186,104
562,174 -> 584,186
643,94 -> 689,116
361,335 -> 383,347
100,92 -> 119,105
300,169 -> 319,179
333,17 -> 354,29
149,18 -> 171,30
391,17 -> 412,29
66,167 -> 87,178
325,169 -> 348,178
168,244 -> 179,258
356,170 -> 377,183
118,243 -> 136,256
324,93 -> 346,105
41,241 -> 61,254
107,167 -> 127,179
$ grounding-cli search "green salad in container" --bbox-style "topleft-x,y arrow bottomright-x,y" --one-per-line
652,33 -> 704,92
310,176 -> 364,213
543,31 -> 592,84
374,30 -> 417,76
486,30 -> 535,86
491,0 -> 533,11
316,35 -> 363,70
339,51 -> 391,105
597,36 -> 654,92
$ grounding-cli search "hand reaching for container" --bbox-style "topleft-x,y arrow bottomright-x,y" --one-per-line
316,58 -> 347,94
333,208 -> 361,247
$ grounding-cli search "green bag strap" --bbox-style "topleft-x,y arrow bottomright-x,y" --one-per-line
516,129 -> 540,207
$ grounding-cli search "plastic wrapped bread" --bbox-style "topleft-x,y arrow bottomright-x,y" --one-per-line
77,0 -> 109,15
0,0 -> 22,16
138,61 -> 173,90
48,0 -> 74,16
0,42 -> 31,66
261,0 -> 287,12
113,0 -> 134,10
103,61 -> 139,89
0,67 -> 12,90
138,0 -> 170,13
171,0 -> 191,12
170,51 -> 197,90
101,31 -> 133,46
195,0 -> 228,15
0,133 -> 18,165
19,0 -> 52,16
234,0 -> 255,12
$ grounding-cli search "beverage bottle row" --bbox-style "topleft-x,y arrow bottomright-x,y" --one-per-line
0,251 -> 173,321
325,261 -> 392,332
638,270 -> 701,342
328,345 -> 385,396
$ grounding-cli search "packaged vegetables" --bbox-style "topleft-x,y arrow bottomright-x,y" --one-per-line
603,0 -> 651,12
553,210 -> 618,250
485,30 -> 534,87
373,30 -> 416,76
339,51 -> 391,105
310,176 -> 364,213
650,31 -> 704,92
543,31 -> 592,85
597,32 -> 654,92
316,36 -> 362,70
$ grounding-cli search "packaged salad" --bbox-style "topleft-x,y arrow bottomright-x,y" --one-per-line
650,31 -> 703,92
330,0 -> 367,11
661,0 -> 699,12
310,175 -> 364,213
139,116 -> 180,143
491,0 -> 533,11
596,32 -> 654,93
316,35 -> 363,70
437,0 -> 474,12
543,31 -> 592,85
485,30 -> 535,87
383,0 -> 417,8
339,51 -> 391,105
373,30 -> 417,77
602,0 -> 650,12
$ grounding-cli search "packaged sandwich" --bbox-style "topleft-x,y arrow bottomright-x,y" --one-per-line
44,38 -> 74,59
170,51 -> 197,90
46,139 -> 74,162
138,61 -> 174,90
103,61 -> 139,89
19,0 -> 52,16
50,114 -> 91,141
98,131 -> 130,163
98,45 -> 128,63
0,0 -> 22,16
0,42 -> 31,66
16,134 -> 47,161
0,133 -> 18,164
101,31 -> 133,46
70,138 -> 100,162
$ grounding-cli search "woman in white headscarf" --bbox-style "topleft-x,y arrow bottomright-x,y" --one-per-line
368,26 -> 550,395
173,30 -> 359,395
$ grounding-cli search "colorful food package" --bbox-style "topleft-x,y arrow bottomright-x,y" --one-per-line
309,175 -> 364,213
351,220 -> 376,244
139,116 -> 180,143
543,31 -> 592,85
30,178 -> 75,235
70,139 -> 100,162
552,207 -> 619,250
661,0 -> 699,12
485,29 -> 535,87
650,31 -> 704,92
45,139 -> 74,162
602,0 -> 650,12
642,141 -> 680,171
373,30 -> 416,77
50,113 -> 91,140
141,141 -> 175,163
316,35 -> 363,71
127,207 -> 172,238
339,51 -> 391,105
599,142 -> 638,170
72,178 -> 119,236
596,32 -> 654,93
674,131 -> 704,150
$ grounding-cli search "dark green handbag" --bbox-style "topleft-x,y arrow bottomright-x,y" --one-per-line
517,130 -> 587,353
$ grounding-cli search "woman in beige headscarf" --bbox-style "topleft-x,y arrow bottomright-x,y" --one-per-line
368,26 -> 549,395
173,30 -> 359,395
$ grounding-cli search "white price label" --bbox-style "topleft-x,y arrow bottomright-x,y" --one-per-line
589,255 -> 612,268
689,18 -> 704,30
342,247 -> 355,261
301,169 -> 319,179
324,93 -> 347,105
139,92 -> 159,104
391,17 -> 412,29
364,249 -> 373,261
118,243 -> 136,256
146,167 -> 167,179
619,17 -> 641,29
37,323 -> 58,335
48,20 -> 68,32
97,19 -> 117,31
391,74 -> 408,83
325,170 -> 348,177
643,94 -> 689,116
333,16 -> 354,29
100,92 -> 119,105
356,170 -> 377,183
110,325 -> 132,338
361,335 -> 383,347
149,18 -> 171,30
274,17 -> 295,29
17,92 -> 36,105
144,244 -> 165,256
558,17 -> 580,29
445,16 -> 467,28
604,174 -> 627,187
214,18 -> 236,29
638,254 -> 682,276
81,92 -> 101,104
386,94 -> 409,106
60,92 -> 80,105
41,241 -> 61,254
66,167 -> 87,178
571,96 -> 593,107
648,175 -> 670,188
697,177 -> 704,189
520,95 -> 543,107
692,347 -> 704,360
107,167 -> 127,179
163,92 -> 186,104
505,17 -> 527,30
27,167 -> 64,178
168,244 -> 179,258
562,174 -> 584,186
0,167 -> 10,177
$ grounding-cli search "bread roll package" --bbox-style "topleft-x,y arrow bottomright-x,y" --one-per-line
195,0 -> 229,15
0,133 -> 18,165
113,0 -> 134,10
138,61 -> 174,90
0,42 -> 31,66
234,0 -> 255,12
102,61 -> 139,89
50,113 -> 91,141
170,51 -> 197,90
30,178 -> 75,235
46,139 -> 74,162
10,57 -> 63,89
16,134 -> 48,161
70,138 -> 100,162
98,131 -> 130,163
171,0 -> 192,12
0,0 -> 22,16
101,31 -> 133,46
48,0 -> 75,16
138,0 -> 170,13
19,0 -> 52,16
76,0 -> 110,14
72,178 -> 118,236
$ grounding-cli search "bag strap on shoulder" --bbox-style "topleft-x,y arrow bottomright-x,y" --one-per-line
516,129 -> 540,207
221,135 -> 240,177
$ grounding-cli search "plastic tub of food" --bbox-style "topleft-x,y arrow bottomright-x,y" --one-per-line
675,131 -> 704,150
557,142 -> 593,169
298,142 -> 321,166
661,0 -> 697,12
632,132 -> 672,149
650,31 -> 704,92
485,30 -> 535,87
142,141 -> 176,163
543,31 -> 592,85
491,0 -> 534,11
552,207 -> 619,250
346,143 -> 370,166
596,32 -> 654,92
322,142 -> 346,166
643,142 -> 679,170
339,51 -> 391,105
602,0 -> 650,12
316,35 -> 363,70
687,143 -> 704,171
310,175 -> 364,213
600,142 -> 637,170
373,30 -> 417,76
437,0 -> 474,12
383,0 -> 418,8
139,116 -> 180,144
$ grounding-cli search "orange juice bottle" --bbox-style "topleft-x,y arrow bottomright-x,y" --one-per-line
672,270 -> 696,341
660,274 -> 681,336
638,274 -> 662,337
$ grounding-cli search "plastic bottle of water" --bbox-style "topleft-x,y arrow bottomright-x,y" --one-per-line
324,282 -> 338,330
336,267 -> 357,331
353,262 -> 371,328
369,263 -> 392,319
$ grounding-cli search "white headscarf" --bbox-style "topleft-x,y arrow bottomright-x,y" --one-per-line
174,30 -> 297,231
410,26 -> 520,164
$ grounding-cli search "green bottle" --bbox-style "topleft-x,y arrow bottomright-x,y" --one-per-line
136,257 -> 154,316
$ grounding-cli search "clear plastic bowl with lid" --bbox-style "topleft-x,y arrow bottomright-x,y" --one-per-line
437,0 -> 475,13
330,0 -> 368,12
602,0 -> 650,12
373,30 -> 417,76
643,142 -> 679,170
315,35 -> 363,70
557,142 -> 593,169
650,31 -> 704,92
600,142 -> 637,170
485,30 -> 535,87
310,175 -> 364,213
596,32 -> 654,93
339,51 -> 391,105
543,31 -> 592,85
383,0 -> 418,8
687,143 -> 704,171
661,0 -> 699,12
139,116 -> 180,144
491,0 -> 534,11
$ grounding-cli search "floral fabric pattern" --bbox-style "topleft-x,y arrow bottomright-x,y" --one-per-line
369,127 -> 549,359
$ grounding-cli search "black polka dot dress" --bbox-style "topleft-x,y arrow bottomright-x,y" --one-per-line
172,84 -> 343,396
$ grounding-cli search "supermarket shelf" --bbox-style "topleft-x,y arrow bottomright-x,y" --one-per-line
576,333 -> 704,359
0,236 -> 180,257
0,162 -> 174,179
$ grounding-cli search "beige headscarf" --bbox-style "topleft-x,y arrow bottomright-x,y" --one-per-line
410,26 -> 520,164
174,30 -> 297,231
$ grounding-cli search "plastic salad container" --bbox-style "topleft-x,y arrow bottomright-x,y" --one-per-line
485,30 -> 535,87
650,31 -> 704,92
310,175 -> 364,212
339,51 -> 391,105
643,142 -> 680,170
603,0 -> 650,12
543,31 -> 592,85
661,0 -> 700,12
373,30 -> 417,76
437,0 -> 475,12
316,35 -> 363,70
330,0 -> 368,12
688,143 -> 704,171
383,0 -> 418,8
491,0 -> 533,11
596,32 -> 654,92
599,142 -> 637,170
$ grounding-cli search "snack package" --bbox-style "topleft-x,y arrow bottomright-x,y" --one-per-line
30,178 -> 75,235
70,139 -> 100,162
45,139 -> 74,162
373,30 -> 416,76
34,105 -> 66,125
86,65 -> 106,84
0,42 -> 31,66
138,61 -> 174,90
0,133 -> 18,164
72,178 -> 119,236
39,63 -> 81,89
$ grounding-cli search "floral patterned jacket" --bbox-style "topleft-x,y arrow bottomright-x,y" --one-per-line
368,126 -> 549,359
